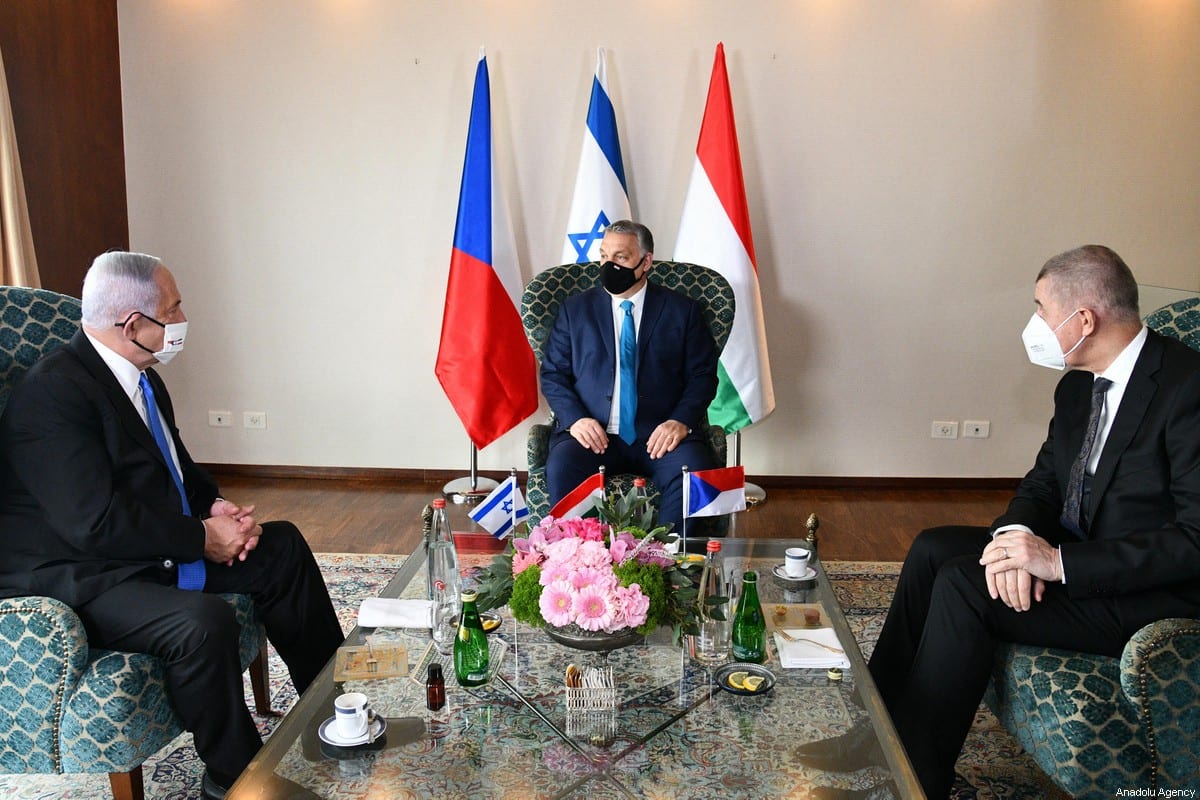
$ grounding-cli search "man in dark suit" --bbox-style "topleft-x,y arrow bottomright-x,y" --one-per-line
0,252 -> 344,799
541,220 -> 718,529
856,246 -> 1200,796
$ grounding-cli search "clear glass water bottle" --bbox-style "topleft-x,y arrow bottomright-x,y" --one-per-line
692,539 -> 730,665
454,590 -> 490,687
428,498 -> 461,654
731,570 -> 766,663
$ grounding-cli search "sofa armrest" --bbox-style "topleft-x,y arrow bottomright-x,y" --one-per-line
0,596 -> 90,773
1120,617 -> 1200,786
528,421 -> 552,473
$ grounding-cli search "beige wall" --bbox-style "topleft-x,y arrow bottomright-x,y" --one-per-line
116,0 -> 1200,478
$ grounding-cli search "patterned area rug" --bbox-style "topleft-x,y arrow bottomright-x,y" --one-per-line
0,556 -> 1065,799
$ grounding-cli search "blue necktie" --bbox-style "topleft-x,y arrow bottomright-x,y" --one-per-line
1060,377 -> 1113,538
139,374 -> 206,591
618,300 -> 637,445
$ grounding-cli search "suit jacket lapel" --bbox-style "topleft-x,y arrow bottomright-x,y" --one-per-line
69,330 -> 167,466
1088,332 -> 1163,515
637,284 -> 666,365
586,287 -> 616,369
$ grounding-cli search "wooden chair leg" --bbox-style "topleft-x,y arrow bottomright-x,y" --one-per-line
108,766 -> 144,800
249,642 -> 277,715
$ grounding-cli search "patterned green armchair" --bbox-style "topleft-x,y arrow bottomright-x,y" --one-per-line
521,261 -> 735,532
987,297 -> 1200,798
0,286 -> 270,800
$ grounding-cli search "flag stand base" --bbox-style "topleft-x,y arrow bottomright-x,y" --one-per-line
443,475 -> 499,505
745,481 -> 767,507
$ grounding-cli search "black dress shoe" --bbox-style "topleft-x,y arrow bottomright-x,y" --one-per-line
201,771 -> 228,800
794,718 -> 884,771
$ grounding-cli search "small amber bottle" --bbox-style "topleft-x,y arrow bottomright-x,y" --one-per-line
426,662 -> 446,710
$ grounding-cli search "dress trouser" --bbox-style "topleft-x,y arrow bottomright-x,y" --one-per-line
867,525 -> 1191,798
546,432 -> 715,528
75,521 -> 343,786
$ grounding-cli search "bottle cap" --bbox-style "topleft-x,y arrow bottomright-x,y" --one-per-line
706,539 -> 721,552
633,477 -> 646,487
428,663 -> 443,680
461,589 -> 478,602
432,498 -> 447,508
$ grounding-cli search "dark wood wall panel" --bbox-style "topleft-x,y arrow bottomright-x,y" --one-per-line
0,0 -> 128,296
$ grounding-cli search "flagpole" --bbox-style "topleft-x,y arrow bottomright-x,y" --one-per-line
509,467 -> 518,534
443,442 -> 498,505
732,431 -> 767,506
680,465 -> 689,555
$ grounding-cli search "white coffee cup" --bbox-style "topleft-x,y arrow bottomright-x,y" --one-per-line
784,547 -> 811,578
333,691 -> 371,740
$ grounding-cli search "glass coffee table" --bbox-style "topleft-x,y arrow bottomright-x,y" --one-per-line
228,538 -> 921,798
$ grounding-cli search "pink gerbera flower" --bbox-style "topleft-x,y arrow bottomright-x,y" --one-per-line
539,581 -> 576,628
573,586 -> 615,632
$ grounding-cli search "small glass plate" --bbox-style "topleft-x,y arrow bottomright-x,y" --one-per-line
714,662 -> 776,696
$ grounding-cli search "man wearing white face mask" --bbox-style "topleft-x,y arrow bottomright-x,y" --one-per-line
798,246 -> 1200,796
0,252 -> 343,799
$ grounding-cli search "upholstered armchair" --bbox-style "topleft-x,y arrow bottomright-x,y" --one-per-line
521,261 -> 735,533
987,297 -> 1200,798
0,286 -> 270,800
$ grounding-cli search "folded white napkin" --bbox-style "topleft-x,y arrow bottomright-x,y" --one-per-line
357,598 -> 434,629
773,627 -> 851,670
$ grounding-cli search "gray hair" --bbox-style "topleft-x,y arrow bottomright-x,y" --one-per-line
605,220 -> 654,256
80,251 -> 165,328
1036,245 -> 1141,325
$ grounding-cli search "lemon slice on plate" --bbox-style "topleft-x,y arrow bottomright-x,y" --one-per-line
482,617 -> 501,632
727,670 -> 749,690
742,675 -> 765,692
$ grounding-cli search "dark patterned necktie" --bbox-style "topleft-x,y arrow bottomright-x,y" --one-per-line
140,374 -> 207,590
1060,377 -> 1113,538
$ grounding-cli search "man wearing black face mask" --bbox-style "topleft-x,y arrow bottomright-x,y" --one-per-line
541,220 -> 719,529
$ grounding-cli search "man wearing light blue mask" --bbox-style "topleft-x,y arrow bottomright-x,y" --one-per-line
801,246 -> 1200,796
0,252 -> 343,799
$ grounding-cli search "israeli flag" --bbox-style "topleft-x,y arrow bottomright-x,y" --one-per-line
468,475 -> 529,539
561,48 -> 632,264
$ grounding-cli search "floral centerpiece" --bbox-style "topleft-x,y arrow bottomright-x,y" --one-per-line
474,487 -> 701,643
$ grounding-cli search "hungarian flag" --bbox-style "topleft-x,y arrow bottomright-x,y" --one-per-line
549,472 -> 605,519
435,52 -> 538,450
561,47 -> 631,264
684,465 -> 746,518
674,43 -> 775,435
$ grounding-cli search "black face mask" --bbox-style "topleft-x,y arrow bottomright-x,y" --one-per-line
601,257 -> 643,295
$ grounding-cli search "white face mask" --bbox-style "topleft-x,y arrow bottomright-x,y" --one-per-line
1021,309 -> 1085,370
152,320 -> 188,364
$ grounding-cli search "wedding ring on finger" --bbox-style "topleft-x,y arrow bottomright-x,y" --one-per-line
1001,547 -> 1008,559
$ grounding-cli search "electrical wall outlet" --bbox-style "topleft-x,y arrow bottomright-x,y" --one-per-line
208,410 -> 232,427
964,420 -> 991,438
243,411 -> 267,429
931,420 -> 959,439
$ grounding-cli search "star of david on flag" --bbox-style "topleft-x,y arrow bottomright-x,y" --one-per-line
561,48 -> 631,264
469,475 -> 529,539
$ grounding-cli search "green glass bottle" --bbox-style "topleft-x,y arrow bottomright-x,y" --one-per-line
731,570 -> 766,663
454,590 -> 490,686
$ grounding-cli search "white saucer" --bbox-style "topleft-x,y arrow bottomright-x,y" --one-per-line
772,564 -> 816,582
317,714 -> 386,747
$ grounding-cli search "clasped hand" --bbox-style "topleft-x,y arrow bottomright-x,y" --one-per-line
979,530 -> 1063,612
202,499 -> 261,566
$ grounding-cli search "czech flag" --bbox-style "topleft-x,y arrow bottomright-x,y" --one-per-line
549,472 -> 605,519
684,465 -> 746,518
435,52 -> 538,450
